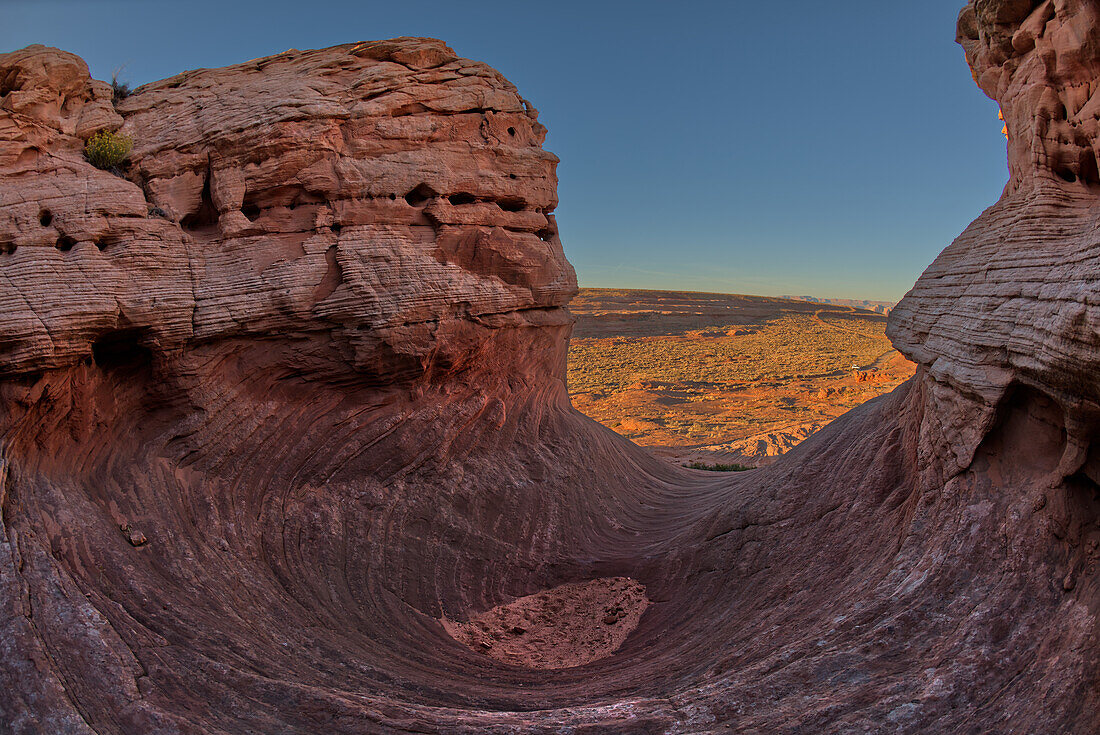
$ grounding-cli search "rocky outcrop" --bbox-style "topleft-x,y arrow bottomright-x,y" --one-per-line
0,39 -> 572,379
1,17 -> 1098,735
890,0 -> 1100,486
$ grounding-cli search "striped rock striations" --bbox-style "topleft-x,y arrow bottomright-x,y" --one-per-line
891,0 -> 1100,485
1,19 -> 1099,735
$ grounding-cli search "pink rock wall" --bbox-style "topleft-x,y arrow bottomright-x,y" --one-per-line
0,39 -> 574,380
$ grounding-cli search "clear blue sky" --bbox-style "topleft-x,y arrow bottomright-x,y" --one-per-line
2,0 -> 1006,302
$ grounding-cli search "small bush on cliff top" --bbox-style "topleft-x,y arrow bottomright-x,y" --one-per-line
84,130 -> 132,171
110,69 -> 131,104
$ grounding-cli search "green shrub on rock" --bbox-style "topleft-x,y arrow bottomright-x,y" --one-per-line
84,130 -> 132,170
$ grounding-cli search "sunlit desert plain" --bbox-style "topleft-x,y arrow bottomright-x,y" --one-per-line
568,288 -> 915,466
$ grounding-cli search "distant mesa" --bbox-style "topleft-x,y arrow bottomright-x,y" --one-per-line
780,294 -> 896,315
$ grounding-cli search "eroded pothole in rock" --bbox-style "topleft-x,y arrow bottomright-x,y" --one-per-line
441,577 -> 649,669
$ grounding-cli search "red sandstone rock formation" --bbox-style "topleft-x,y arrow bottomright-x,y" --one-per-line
0,11 -> 1098,733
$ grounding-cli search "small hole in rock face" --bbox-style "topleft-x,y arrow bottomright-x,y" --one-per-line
498,197 -> 525,212
332,223 -> 342,235
1057,167 -> 1077,183
95,240 -> 109,251
242,204 -> 262,222
388,193 -> 397,200
39,210 -> 52,227
0,241 -> 16,255
1079,153 -> 1099,186
55,236 -> 76,252
508,174 -> 517,180
1061,104 -> 1069,121
507,126 -> 516,136
181,176 -> 218,231
448,192 -> 476,206
404,183 -> 436,207
92,329 -> 152,372
536,228 -> 554,242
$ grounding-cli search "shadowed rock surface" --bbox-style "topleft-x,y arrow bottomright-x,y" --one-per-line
0,11 -> 1098,734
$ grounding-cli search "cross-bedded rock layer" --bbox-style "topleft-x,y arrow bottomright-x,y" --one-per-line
0,18 -> 1098,735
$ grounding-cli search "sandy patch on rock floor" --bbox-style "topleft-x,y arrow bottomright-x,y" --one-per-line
441,577 -> 649,669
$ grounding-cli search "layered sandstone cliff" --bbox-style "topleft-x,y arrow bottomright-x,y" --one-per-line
0,10 -> 1098,734
891,0 -> 1100,490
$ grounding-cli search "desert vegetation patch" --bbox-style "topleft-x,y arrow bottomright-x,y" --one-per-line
568,289 -> 915,466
